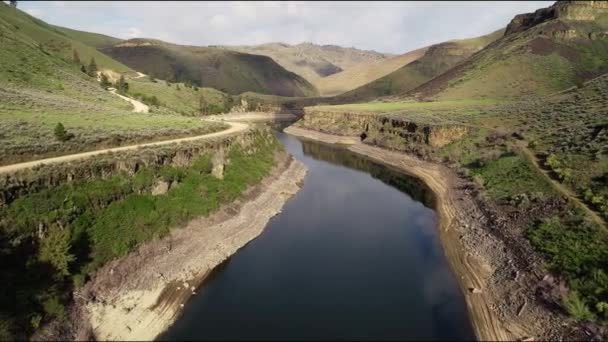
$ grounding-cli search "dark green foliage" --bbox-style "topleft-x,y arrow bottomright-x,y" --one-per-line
53,123 -> 72,142
528,212 -> 608,320
87,57 -> 97,77
115,75 -> 129,94
0,132 -> 279,338
99,73 -> 111,89
80,64 -> 86,74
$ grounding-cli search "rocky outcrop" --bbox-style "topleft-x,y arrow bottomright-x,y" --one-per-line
505,1 -> 608,36
0,130 -> 266,206
296,108 -> 469,159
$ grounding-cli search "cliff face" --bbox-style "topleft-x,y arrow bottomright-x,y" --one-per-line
296,109 -> 468,158
505,1 -> 608,36
0,130 -> 267,207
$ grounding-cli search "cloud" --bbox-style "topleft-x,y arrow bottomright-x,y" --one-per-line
17,1 -> 554,54
125,27 -> 142,39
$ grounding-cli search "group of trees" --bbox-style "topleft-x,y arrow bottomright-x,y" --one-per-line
72,49 -> 98,78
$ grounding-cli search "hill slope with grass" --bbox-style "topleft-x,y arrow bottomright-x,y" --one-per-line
406,1 -> 608,100
314,47 -> 428,96
334,29 -> 504,102
221,42 -> 394,86
0,3 -> 224,165
102,39 -> 319,97
51,25 -> 123,49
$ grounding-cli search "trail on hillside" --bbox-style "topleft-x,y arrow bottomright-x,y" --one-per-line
515,140 -> 606,228
0,120 -> 248,175
108,87 -> 149,113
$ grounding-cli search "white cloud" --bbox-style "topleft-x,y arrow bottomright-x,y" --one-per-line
17,1 -> 555,54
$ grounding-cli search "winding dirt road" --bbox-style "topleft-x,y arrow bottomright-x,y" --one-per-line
108,88 -> 149,113
0,120 -> 248,175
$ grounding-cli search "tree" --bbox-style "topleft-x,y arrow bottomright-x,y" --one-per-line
99,73 -> 111,89
199,96 -> 208,115
115,75 -> 129,94
72,49 -> 80,65
87,57 -> 98,77
54,123 -> 72,142
9,1 -> 17,8
80,65 -> 86,74
38,225 -> 75,276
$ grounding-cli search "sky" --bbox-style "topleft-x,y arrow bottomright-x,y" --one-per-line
16,1 -> 554,54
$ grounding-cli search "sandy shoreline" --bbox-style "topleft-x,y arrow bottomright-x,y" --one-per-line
71,152 -> 307,341
284,126 -> 534,341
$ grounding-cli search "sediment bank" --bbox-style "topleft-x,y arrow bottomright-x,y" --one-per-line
66,152 -> 307,341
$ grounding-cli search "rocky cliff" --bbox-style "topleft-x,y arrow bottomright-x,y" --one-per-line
296,109 -> 468,158
0,129 -> 269,207
505,1 -> 608,36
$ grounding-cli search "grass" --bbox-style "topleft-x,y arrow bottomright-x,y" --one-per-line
0,130 -> 280,340
312,99 -> 498,113
128,78 -> 235,116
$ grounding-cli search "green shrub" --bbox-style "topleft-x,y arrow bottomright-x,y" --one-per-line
563,291 -> 596,321
53,123 -> 72,142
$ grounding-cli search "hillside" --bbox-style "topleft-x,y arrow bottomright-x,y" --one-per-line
51,25 -> 122,49
0,4 -> 223,165
102,39 -> 319,97
407,1 -> 608,100
315,47 -> 428,96
221,42 -> 394,86
336,29 -> 505,102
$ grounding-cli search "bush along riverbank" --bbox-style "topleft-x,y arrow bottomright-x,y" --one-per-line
288,103 -> 607,340
0,128 -> 286,340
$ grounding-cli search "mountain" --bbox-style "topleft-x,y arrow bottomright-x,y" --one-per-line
406,1 -> 608,100
336,29 -> 505,102
220,42 -> 394,86
102,39 -> 319,97
314,47 -> 428,96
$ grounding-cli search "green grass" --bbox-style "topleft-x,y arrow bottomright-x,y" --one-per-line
313,99 -> 498,113
468,153 -> 555,201
128,78 -> 235,115
0,130 -> 280,340
51,25 -> 122,49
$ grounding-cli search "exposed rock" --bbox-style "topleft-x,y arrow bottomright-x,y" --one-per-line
151,180 -> 170,196
505,1 -> 608,36
211,148 -> 226,179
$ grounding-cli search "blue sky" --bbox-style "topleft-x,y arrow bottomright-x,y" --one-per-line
16,1 -> 553,54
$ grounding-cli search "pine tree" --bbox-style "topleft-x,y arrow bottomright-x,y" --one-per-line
115,75 -> 129,94
39,225 -> 75,276
87,57 -> 98,77
80,65 -> 86,74
9,1 -> 17,8
54,123 -> 71,142
99,73 -> 111,89
72,49 -> 80,64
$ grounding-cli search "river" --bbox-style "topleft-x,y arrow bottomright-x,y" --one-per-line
159,130 -> 474,340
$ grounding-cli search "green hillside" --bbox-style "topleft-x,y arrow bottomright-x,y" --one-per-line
0,4 -> 223,165
51,25 -> 122,49
102,39 -> 319,97
408,1 -> 608,100
335,29 -> 504,102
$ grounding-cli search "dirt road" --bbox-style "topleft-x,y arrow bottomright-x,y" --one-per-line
0,120 -> 248,175
108,87 -> 149,113
515,140 -> 605,227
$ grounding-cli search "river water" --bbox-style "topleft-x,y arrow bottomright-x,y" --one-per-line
159,131 -> 474,341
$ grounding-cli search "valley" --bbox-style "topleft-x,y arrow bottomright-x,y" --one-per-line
1,1 -> 608,341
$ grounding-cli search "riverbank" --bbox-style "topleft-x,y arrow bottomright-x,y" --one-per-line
283,126 -> 563,341
64,152 -> 307,341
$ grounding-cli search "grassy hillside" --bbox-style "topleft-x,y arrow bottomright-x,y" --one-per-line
222,42 -> 393,86
409,2 -> 608,100
102,39 -> 319,97
336,29 -> 504,102
315,47 -> 428,96
51,25 -> 122,49
0,4 -> 224,164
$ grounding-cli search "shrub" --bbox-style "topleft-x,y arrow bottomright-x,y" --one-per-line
563,291 -> 595,321
53,123 -> 73,142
